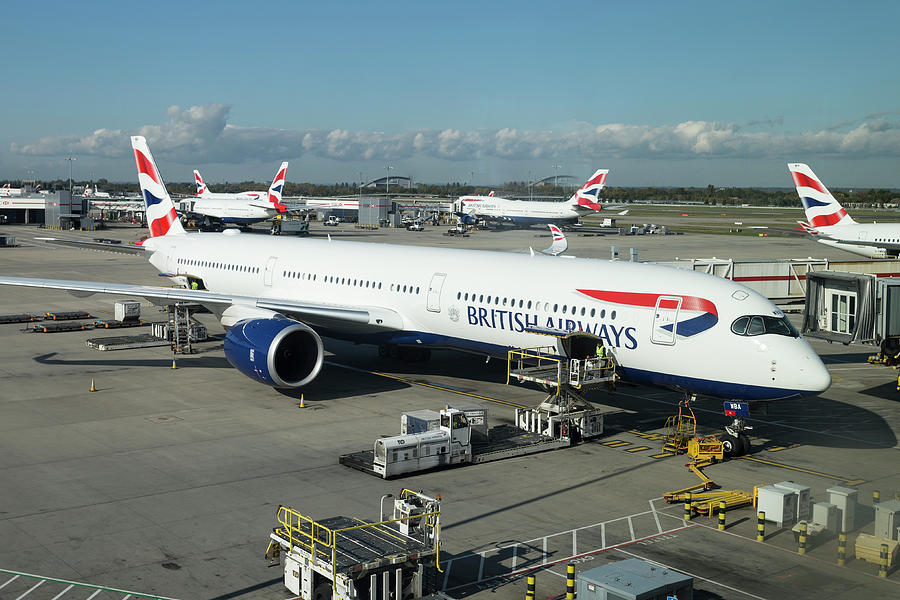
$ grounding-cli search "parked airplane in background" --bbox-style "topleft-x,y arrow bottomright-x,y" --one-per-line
83,184 -> 111,199
791,163 -> 900,259
0,137 -> 830,428
181,162 -> 289,229
455,169 -> 610,227
2,184 -> 23,197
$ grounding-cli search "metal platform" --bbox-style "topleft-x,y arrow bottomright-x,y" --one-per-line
274,515 -> 435,574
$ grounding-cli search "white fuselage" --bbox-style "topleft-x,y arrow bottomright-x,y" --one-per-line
181,195 -> 275,225
144,232 -> 829,400
2,186 -> 23,197
814,222 -> 900,258
457,196 -> 591,226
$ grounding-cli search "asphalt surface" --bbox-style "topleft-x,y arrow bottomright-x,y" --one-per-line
0,221 -> 897,600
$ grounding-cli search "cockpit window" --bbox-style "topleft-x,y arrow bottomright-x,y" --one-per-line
731,316 -> 750,335
731,315 -> 799,338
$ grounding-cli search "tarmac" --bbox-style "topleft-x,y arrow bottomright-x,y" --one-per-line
0,221 -> 898,600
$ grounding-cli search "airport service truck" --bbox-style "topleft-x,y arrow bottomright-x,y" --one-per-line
340,404 -> 603,478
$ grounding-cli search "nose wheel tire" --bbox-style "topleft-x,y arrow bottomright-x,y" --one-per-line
721,433 -> 742,457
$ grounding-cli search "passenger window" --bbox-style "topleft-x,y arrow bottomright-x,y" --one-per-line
590,308 -> 596,317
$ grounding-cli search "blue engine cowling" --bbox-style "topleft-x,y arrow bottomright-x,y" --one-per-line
224,318 -> 324,388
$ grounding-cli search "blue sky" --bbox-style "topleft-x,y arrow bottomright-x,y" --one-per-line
2,0 -> 899,187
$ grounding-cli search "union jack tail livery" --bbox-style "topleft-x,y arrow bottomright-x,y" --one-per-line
569,169 -> 609,212
194,170 -> 210,197
789,163 -> 855,230
267,162 -> 289,213
131,136 -> 186,238
542,224 -> 568,256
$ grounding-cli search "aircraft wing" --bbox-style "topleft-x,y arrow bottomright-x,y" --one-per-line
0,276 -> 404,331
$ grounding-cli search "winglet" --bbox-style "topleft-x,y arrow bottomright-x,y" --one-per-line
541,224 -> 568,256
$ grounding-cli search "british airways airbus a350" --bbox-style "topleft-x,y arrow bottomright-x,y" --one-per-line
0,137 -> 830,407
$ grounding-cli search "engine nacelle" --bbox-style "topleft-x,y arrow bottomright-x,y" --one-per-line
224,318 -> 324,388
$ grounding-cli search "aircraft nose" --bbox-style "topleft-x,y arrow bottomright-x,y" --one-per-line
800,352 -> 831,393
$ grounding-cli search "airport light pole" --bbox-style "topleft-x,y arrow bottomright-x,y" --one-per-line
65,156 -> 77,201
385,165 -> 394,196
552,163 -> 562,188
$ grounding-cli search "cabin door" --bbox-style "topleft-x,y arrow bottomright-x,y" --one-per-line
651,295 -> 682,345
426,273 -> 447,313
264,256 -> 277,286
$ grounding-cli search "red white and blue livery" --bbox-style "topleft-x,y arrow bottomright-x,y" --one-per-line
183,162 -> 289,228
0,138 -> 830,403
456,169 -> 610,227
791,162 -> 900,258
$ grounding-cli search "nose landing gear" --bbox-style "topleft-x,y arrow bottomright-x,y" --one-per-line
721,417 -> 752,458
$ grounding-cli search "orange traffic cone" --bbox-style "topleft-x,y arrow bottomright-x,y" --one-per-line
171,359 -> 177,369
299,394 -> 306,408
90,378 -> 97,392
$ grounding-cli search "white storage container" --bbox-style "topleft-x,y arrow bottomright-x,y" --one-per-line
826,486 -> 859,533
812,502 -> 839,533
114,300 -> 141,322
774,481 -> 811,521
757,486 -> 796,527
401,410 -> 441,435
874,499 -> 900,540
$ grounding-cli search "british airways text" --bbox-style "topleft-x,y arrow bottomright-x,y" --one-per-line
466,306 -> 638,349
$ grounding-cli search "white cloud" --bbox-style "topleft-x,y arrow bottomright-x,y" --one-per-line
11,103 -> 900,165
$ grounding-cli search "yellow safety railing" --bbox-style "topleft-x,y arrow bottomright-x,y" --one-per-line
506,346 -> 615,387
274,502 -> 442,584
506,346 -> 561,384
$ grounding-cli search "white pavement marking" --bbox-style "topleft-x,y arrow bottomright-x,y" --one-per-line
14,580 -> 44,599
50,585 -> 74,600
0,575 -> 20,590
650,498 -> 663,533
85,590 -> 103,600
627,516 -> 635,541
617,549 -> 768,600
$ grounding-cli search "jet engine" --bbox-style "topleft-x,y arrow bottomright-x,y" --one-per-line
224,317 -> 324,388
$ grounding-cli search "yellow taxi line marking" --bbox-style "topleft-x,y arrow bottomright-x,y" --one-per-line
736,456 -> 864,485
650,452 -> 674,459
327,361 -> 528,408
601,440 -> 632,447
626,446 -> 652,452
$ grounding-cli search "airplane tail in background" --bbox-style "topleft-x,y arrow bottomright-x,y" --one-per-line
267,162 -> 289,213
569,169 -> 609,212
193,170 -> 210,197
131,136 -> 186,238
788,163 -> 855,229
83,184 -> 91,198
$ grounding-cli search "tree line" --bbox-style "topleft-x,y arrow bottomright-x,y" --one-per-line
8,178 -> 899,206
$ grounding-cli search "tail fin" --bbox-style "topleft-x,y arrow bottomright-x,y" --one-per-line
83,184 -> 91,198
131,136 -> 186,238
569,169 -> 609,211
193,170 -> 209,197
267,162 -> 289,213
488,190 -> 495,197
788,163 -> 854,229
